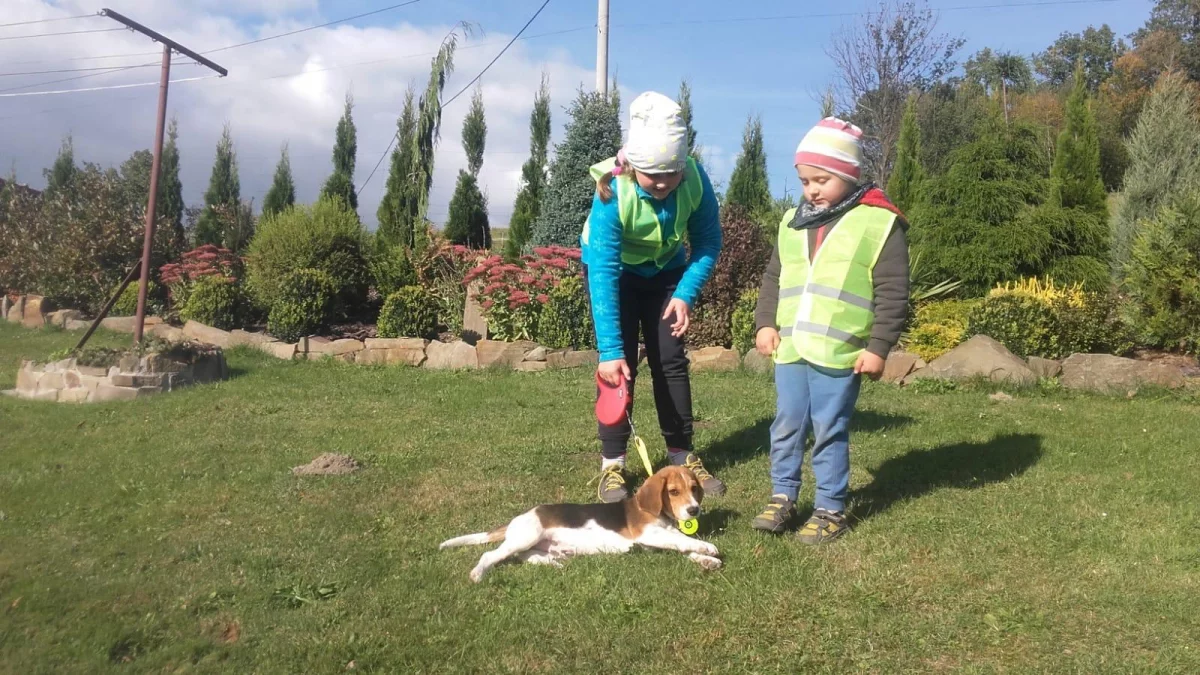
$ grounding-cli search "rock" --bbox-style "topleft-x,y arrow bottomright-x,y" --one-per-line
743,349 -> 774,375
47,309 -> 83,328
191,352 -> 228,383
76,365 -> 108,378
92,385 -> 139,402
259,341 -> 297,360
357,342 -> 426,366
65,319 -> 91,332
149,324 -> 185,343
988,392 -> 1014,403
524,346 -> 548,362
546,350 -> 598,370
27,389 -> 59,402
58,388 -> 89,403
100,315 -> 162,333
424,340 -> 479,370
16,363 -> 40,393
882,351 -> 925,384
364,338 -> 428,351
292,453 -> 361,476
1027,356 -> 1063,379
117,354 -> 139,373
37,372 -> 64,391
516,361 -> 548,372
6,296 -> 24,323
477,340 -> 538,369
0,296 -> 7,320
462,281 -> 488,344
310,338 -> 364,356
63,371 -> 81,389
230,329 -> 278,346
139,353 -> 189,374
182,320 -> 234,348
907,335 -> 1037,386
21,295 -> 47,328
689,346 -> 741,372
1061,354 -> 1185,393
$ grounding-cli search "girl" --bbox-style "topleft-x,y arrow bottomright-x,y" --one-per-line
581,91 -> 724,503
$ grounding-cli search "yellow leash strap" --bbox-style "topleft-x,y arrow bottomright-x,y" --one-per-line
627,415 -> 655,477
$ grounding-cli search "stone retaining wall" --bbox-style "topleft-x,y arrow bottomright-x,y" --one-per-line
6,349 -> 228,403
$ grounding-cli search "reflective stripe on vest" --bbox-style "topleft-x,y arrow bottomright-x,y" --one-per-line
581,156 -> 703,268
773,203 -> 896,369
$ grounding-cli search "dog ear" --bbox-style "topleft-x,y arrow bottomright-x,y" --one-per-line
636,471 -> 666,516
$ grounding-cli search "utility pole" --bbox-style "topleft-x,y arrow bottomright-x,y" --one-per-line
596,0 -> 609,97
98,9 -> 227,346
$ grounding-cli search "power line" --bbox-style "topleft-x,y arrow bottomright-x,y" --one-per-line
205,0 -> 423,54
0,13 -> 98,29
0,65 -> 147,95
0,27 -> 125,41
0,75 -> 220,98
357,0 -> 552,196
0,63 -> 193,78
441,0 -> 552,108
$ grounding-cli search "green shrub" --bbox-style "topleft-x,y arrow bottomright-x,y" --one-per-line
368,242 -> 417,301
905,299 -> 978,361
180,275 -> 245,330
966,277 -> 1125,358
689,204 -> 771,348
967,293 -> 1059,358
246,197 -> 368,318
113,281 -> 165,317
377,286 -> 438,339
267,269 -> 336,343
536,275 -> 594,349
1120,195 -> 1200,355
730,288 -> 759,355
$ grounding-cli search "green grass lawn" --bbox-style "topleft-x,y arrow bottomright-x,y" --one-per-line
1,321 -> 1197,673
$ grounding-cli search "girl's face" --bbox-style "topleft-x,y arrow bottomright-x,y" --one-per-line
798,165 -> 853,208
634,169 -> 684,200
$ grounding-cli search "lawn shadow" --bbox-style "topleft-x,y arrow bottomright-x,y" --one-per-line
850,433 -> 1044,524
696,507 -> 735,537
704,410 -> 914,473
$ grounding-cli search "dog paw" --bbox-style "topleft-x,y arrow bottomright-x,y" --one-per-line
694,542 -> 719,557
469,566 -> 486,583
689,553 -> 723,570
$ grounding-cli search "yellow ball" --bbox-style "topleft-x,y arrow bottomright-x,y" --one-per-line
678,518 -> 699,535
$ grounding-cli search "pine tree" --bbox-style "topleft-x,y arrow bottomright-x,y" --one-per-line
530,90 -> 623,247
376,87 -> 418,249
1052,67 -> 1108,217
507,76 -> 550,258
44,135 -> 76,195
263,144 -> 296,218
725,115 -> 771,216
445,88 -> 490,248
408,30 -> 462,250
887,96 -> 925,214
195,124 -> 240,247
678,79 -> 704,162
321,94 -> 358,214
1112,70 -> 1200,272
159,117 -> 185,251
909,115 -> 1054,294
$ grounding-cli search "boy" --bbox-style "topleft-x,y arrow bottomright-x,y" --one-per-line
750,118 -> 910,543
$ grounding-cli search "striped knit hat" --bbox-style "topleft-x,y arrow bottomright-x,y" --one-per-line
794,117 -> 864,184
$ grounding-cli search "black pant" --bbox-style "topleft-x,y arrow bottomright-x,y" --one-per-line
584,265 -> 694,459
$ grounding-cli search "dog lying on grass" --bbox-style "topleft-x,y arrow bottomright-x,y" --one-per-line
440,466 -> 722,582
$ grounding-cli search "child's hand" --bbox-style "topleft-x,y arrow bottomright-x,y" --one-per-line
854,352 -> 886,380
662,298 -> 691,338
755,327 -> 780,356
598,359 -> 632,386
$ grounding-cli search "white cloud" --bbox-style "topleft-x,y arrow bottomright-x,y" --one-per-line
0,1 -> 601,228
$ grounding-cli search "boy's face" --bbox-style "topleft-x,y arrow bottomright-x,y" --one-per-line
634,169 -> 684,200
797,165 -> 853,209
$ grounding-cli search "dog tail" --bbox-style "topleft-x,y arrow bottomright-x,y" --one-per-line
439,526 -> 507,549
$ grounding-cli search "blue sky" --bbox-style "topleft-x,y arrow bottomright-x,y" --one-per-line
1,0 -> 1155,225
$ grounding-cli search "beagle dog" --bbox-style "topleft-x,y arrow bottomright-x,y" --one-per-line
440,465 -> 722,582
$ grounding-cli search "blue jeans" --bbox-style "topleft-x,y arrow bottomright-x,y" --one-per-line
769,362 -> 861,511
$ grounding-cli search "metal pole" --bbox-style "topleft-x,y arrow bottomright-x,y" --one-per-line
75,263 -> 142,352
596,0 -> 609,97
133,44 -> 171,345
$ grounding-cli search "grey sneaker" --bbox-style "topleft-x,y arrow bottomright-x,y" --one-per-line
681,453 -> 726,497
750,494 -> 796,533
597,465 -> 629,503
797,508 -> 849,545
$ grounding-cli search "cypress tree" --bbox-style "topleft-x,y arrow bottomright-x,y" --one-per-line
507,76 -> 551,258
725,115 -> 771,215
376,87 -> 418,249
195,124 -> 240,247
887,96 -> 926,214
263,144 -> 296,218
444,88 -> 490,248
321,94 -> 358,214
